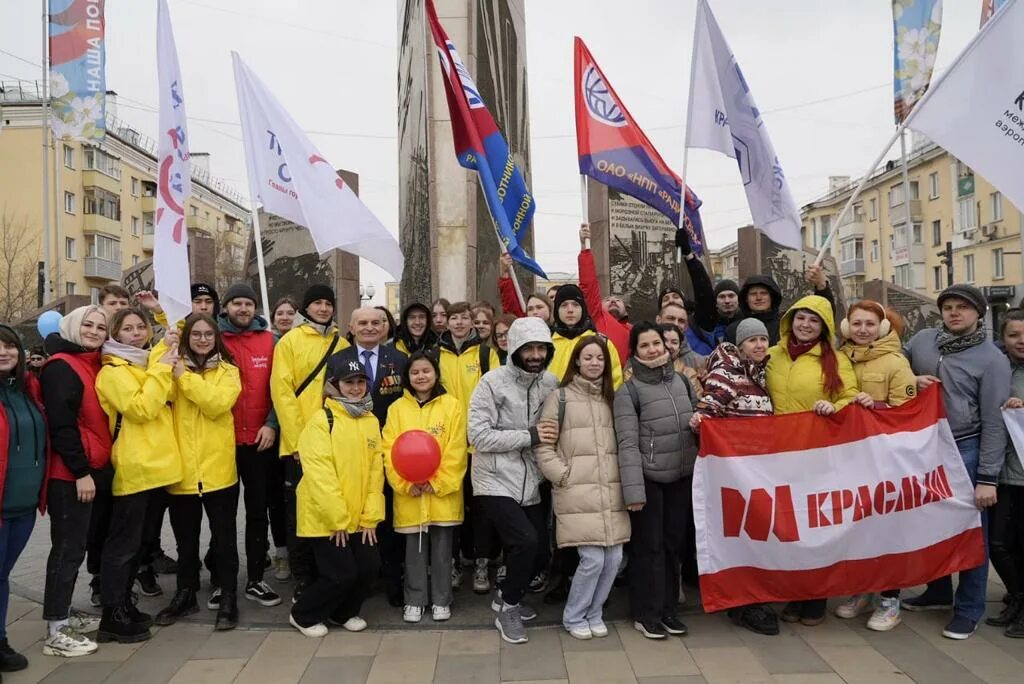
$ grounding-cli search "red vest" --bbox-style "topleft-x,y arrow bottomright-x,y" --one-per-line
222,329 -> 274,444
45,352 -> 112,482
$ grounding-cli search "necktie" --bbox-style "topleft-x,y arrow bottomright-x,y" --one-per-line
361,350 -> 375,386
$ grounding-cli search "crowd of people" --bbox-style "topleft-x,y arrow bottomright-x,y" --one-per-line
0,224 -> 1020,674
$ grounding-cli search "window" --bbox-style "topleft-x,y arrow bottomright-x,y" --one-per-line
840,239 -> 864,263
958,196 -> 978,231
62,144 -> 74,169
929,172 -> 939,199
993,248 -> 1005,279
820,215 -> 832,247
63,191 -> 75,214
83,148 -> 121,179
964,254 -> 975,283
889,182 -> 919,206
87,235 -> 121,262
869,198 -> 878,221
131,255 -> 140,266
65,237 -> 76,260
83,188 -> 121,220
910,181 -> 919,200
870,240 -> 879,262
912,223 -> 922,245
894,264 -> 912,288
991,192 -> 1003,221
131,216 -> 139,236
143,215 -> 155,235
216,216 -> 221,230
933,266 -> 942,291
65,282 -> 76,295
931,219 -> 942,246
130,177 -> 139,197
189,205 -> 198,217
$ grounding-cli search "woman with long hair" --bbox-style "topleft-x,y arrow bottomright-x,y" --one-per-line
154,314 -> 242,632
472,307 -> 495,347
375,306 -> 397,346
94,308 -> 182,644
536,336 -> 629,640
492,314 -> 516,364
271,297 -> 298,341
431,299 -> 450,335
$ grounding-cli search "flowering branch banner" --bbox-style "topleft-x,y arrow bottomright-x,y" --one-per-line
48,0 -> 106,141
892,0 -> 943,124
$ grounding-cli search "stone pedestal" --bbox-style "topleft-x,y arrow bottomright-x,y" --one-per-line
863,280 -> 939,338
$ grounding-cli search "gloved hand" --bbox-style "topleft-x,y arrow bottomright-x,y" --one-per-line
675,228 -> 692,256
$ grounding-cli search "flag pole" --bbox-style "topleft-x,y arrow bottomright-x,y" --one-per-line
477,175 -> 526,311
40,0 -> 51,305
245,196 -> 271,318
676,0 -> 700,283
897,127 -> 914,260
579,174 -> 590,249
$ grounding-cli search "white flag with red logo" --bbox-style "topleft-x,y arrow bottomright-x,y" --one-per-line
232,53 -> 404,280
154,0 -> 192,326
693,386 -> 984,613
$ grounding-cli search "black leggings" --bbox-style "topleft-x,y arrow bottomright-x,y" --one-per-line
990,484 -> 1024,596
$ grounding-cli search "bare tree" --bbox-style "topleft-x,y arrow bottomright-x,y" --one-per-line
0,209 -> 41,322
213,229 -> 246,294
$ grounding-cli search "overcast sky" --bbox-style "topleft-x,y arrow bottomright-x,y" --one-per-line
0,0 -> 982,301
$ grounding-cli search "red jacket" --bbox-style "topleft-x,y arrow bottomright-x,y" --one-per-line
221,323 -> 275,445
578,249 -> 630,366
0,374 -> 49,516
44,352 -> 112,483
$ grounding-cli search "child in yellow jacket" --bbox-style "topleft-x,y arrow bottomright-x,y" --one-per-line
289,358 -> 385,638
383,351 -> 467,624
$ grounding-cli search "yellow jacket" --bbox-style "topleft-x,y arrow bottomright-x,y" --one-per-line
840,330 -> 917,406
96,355 -> 182,496
549,332 -> 624,389
296,400 -> 385,537
766,295 -> 860,415
169,360 -> 241,495
271,321 -> 348,455
383,391 -> 467,530
435,334 -> 500,407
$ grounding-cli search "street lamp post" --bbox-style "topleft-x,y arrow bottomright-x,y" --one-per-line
359,283 -> 376,303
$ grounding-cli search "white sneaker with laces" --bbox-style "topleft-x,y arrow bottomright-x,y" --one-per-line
432,605 -> 451,621
289,614 -> 327,638
67,611 -> 100,634
42,626 -> 98,657
866,597 -> 902,632
342,616 -> 367,632
589,621 -> 609,638
403,605 -> 423,623
567,625 -> 592,640
834,594 -> 873,619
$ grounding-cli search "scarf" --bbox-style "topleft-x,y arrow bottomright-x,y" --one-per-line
184,353 -> 221,372
936,325 -> 987,355
59,305 -> 104,347
787,337 -> 817,361
331,393 -> 373,418
102,339 -> 150,368
633,351 -> 671,370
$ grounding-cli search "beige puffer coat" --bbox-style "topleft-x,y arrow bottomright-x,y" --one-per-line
536,375 -> 631,548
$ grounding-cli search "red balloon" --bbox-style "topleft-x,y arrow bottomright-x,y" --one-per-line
391,430 -> 442,484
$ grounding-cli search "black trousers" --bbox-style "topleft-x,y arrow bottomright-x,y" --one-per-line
379,485 -> 403,590
140,490 -> 172,568
291,536 -> 379,628
268,452 -> 287,549
43,480 -> 92,620
990,483 -> 1024,596
100,489 -> 156,607
85,488 -> 112,577
477,496 -> 545,606
168,486 -> 239,594
455,459 -> 500,561
283,456 -> 313,585
236,443 -> 281,583
628,476 -> 690,624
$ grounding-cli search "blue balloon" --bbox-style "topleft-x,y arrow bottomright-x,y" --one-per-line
37,310 -> 62,339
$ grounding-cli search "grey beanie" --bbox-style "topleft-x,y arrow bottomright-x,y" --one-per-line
735,318 -> 770,346
937,284 -> 987,317
222,283 -> 259,307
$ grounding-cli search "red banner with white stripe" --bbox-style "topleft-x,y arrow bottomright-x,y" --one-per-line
693,385 -> 985,613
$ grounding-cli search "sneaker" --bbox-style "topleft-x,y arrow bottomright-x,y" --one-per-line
834,594 -> 873,619
867,597 -> 902,632
527,572 -> 548,594
780,601 -> 802,623
495,604 -> 528,644
942,615 -> 977,640
490,590 -> 537,621
633,620 -> 668,640
289,613 -> 327,638
89,575 -> 101,608
342,616 -> 367,632
403,605 -> 423,623
207,586 -> 223,611
42,626 -> 98,658
245,580 -> 283,607
1006,614 -> 1024,638
729,605 -> 780,636
985,593 -> 1023,627
495,565 -> 507,584
660,615 -> 688,636
0,637 -> 28,671
135,566 -> 163,597
274,555 -> 291,582
67,610 -> 100,634
451,566 -> 463,590
472,559 -> 490,594
152,551 -> 179,575
589,620 -> 609,638
902,591 -> 954,612
566,624 -> 592,640
432,605 -> 451,622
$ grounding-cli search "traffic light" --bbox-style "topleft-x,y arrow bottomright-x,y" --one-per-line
936,241 -> 954,287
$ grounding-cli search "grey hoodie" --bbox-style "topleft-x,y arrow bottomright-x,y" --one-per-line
468,317 -> 558,505
903,327 -> 1010,485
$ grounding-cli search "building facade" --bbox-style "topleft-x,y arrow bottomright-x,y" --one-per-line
0,84 -> 249,319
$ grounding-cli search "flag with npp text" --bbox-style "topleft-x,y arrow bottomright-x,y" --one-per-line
573,37 -> 706,255
425,0 -> 545,278
693,386 -> 984,612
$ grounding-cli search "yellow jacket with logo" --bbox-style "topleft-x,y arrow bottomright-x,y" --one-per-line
96,355 -> 182,496
169,360 -> 241,495
548,332 -> 624,389
434,332 -> 500,407
766,295 -> 860,415
840,330 -> 917,407
383,390 -> 467,530
271,321 -> 349,455
296,400 -> 385,537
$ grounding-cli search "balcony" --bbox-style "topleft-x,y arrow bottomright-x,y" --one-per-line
82,213 -> 121,237
838,219 -> 865,241
889,199 -> 922,225
891,243 -> 926,266
140,194 -> 156,213
83,256 -> 121,281
82,169 -> 121,195
142,234 -> 154,252
840,258 -> 865,277
187,215 -> 210,234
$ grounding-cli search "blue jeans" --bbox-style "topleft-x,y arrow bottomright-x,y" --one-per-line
921,436 -> 989,622
0,514 -> 36,639
562,544 -> 623,631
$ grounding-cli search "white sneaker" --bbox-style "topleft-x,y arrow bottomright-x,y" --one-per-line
867,597 -> 902,632
589,621 -> 609,638
403,605 -> 423,623
342,616 -> 367,632
289,613 -> 327,638
67,610 -> 100,634
451,566 -> 463,590
834,594 -> 873,619
432,605 -> 451,622
42,626 -> 98,657
472,559 -> 490,594
567,625 -> 592,640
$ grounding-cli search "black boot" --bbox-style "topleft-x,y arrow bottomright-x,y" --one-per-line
135,566 -> 163,597
97,606 -> 152,644
215,591 -> 239,631
986,593 -> 1023,627
155,588 -> 199,626
125,593 -> 153,629
0,638 -> 28,672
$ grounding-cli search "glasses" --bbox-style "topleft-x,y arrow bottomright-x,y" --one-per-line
494,332 -> 508,340
189,331 -> 216,340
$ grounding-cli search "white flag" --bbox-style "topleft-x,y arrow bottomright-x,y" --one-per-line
905,0 -> 1024,216
155,0 -> 192,326
232,53 -> 404,280
1001,408 -> 1024,472
685,0 -> 801,249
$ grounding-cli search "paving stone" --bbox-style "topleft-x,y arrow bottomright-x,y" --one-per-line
78,639 -> 147,663
440,630 -> 499,655
38,660 -> 120,684
498,680 -> 567,684
557,626 -> 623,651
736,631 -> 832,674
859,621 -> 983,683
615,623 -> 700,678
235,631 -> 320,684
788,619 -> 867,648
168,658 -> 247,684
901,610 -> 1024,683
635,677 -> 707,684
367,631 -> 441,683
103,623 -> 210,684
563,649 -> 637,683
190,628 -> 268,660
315,630 -> 382,658
4,646 -> 62,684
433,653 -> 501,683
5,617 -> 47,652
769,675 -> 844,684
808,645 -> 905,683
498,627 -> 567,682
688,646 -> 774,684
6,599 -> 37,625
674,613 -> 745,648
301,655 -> 375,684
